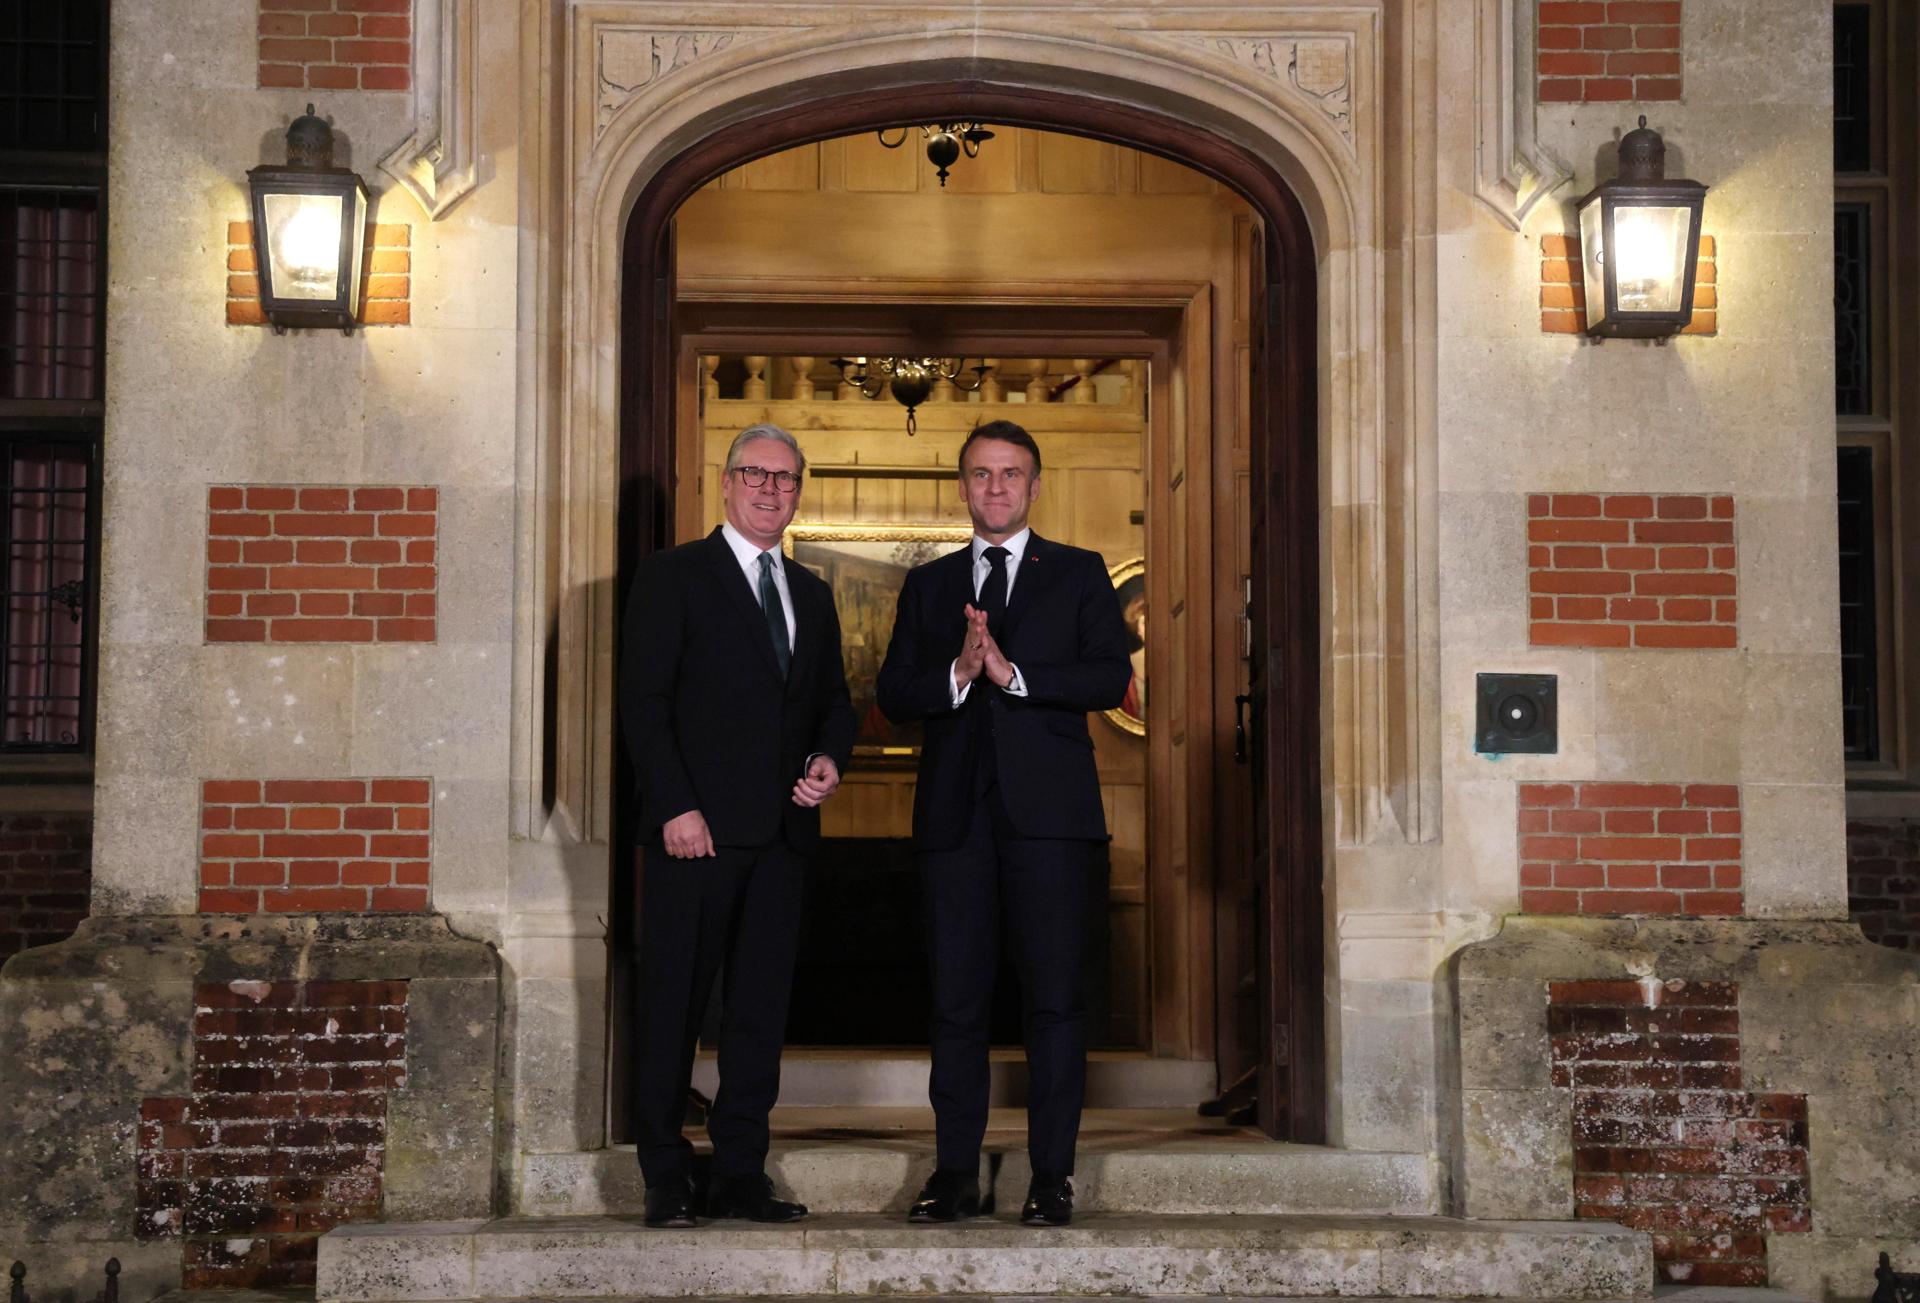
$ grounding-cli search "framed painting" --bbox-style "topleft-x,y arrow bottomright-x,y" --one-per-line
784,522 -> 973,763
1104,555 -> 1146,737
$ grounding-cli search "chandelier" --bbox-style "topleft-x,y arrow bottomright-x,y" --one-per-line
830,357 -> 992,435
876,123 -> 995,187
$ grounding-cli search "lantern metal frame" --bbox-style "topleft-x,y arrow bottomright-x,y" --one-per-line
1573,117 -> 1708,340
829,356 -> 992,434
246,104 -> 370,335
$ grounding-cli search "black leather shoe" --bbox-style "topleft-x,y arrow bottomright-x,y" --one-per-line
1020,1173 -> 1073,1227
706,1172 -> 808,1223
907,1168 -> 982,1223
643,1174 -> 698,1228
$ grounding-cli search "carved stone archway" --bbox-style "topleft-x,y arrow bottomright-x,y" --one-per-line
499,4 -> 1523,1157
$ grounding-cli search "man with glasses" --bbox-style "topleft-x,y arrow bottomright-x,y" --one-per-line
620,423 -> 854,1228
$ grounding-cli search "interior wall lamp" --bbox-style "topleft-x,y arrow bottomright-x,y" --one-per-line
830,356 -> 992,434
247,104 -> 370,335
1575,117 -> 1708,340
876,123 -> 995,187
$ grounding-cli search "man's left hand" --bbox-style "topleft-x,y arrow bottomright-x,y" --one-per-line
792,755 -> 841,807
980,628 -> 1016,689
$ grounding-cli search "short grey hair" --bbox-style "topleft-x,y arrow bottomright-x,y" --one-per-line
724,423 -> 807,476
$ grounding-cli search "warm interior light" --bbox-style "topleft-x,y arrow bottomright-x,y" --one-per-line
264,192 -> 343,299
1609,205 -> 1689,313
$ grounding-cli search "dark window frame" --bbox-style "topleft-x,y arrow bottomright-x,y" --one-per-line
0,0 -> 106,766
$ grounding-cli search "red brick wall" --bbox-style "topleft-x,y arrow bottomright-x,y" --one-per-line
1520,782 -> 1742,916
0,812 -> 92,961
137,979 -> 407,1288
1538,1 -> 1682,103
1529,493 -> 1737,649
199,780 -> 432,914
1845,818 -> 1920,950
206,485 -> 436,644
258,0 -> 410,92
1554,979 -> 1810,1285
226,222 -> 412,328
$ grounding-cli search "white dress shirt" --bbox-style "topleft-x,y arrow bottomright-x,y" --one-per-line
720,521 -> 796,645
951,528 -> 1030,705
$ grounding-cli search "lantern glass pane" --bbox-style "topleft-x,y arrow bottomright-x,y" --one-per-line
1610,203 -> 1691,314
1579,199 -> 1607,329
345,185 -> 368,316
263,191 -> 344,301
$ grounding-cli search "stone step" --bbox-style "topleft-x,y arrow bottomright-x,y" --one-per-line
693,1051 -> 1218,1108
317,1213 -> 1653,1301
518,1137 -> 1439,1218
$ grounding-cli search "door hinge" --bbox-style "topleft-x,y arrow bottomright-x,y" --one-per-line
1273,1023 -> 1291,1066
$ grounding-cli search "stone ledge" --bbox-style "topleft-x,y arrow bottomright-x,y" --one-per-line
317,1213 -> 1653,1300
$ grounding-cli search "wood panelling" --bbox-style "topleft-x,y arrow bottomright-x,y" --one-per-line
677,127 -> 1249,1062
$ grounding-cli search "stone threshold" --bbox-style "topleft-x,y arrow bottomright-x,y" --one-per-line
316,1213 -> 1653,1300
519,1140 -> 1438,1218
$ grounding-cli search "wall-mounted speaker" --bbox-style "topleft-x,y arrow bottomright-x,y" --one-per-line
1476,673 -> 1557,755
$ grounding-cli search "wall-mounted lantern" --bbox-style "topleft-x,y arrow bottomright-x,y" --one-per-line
247,104 -> 369,335
1575,117 -> 1708,340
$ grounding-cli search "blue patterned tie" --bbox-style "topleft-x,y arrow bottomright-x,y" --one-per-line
758,552 -> 791,678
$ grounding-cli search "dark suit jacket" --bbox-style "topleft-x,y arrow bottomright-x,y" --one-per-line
620,527 -> 855,851
876,534 -> 1130,851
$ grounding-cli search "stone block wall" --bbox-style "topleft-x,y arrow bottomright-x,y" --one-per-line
1846,819 -> 1920,951
0,813 -> 92,963
1453,919 -> 1920,1300
1,917 -> 496,1299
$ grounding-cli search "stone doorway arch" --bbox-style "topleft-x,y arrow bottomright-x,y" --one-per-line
517,11 -> 1438,1158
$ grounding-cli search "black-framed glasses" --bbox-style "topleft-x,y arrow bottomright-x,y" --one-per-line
733,465 -> 802,493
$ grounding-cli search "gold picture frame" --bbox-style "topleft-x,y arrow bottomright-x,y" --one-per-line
1104,555 -> 1147,737
784,523 -> 973,762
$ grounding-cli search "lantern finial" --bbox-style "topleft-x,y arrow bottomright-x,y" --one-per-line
286,104 -> 335,169
1617,115 -> 1666,183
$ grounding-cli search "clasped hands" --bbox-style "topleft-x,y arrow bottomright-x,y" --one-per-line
955,603 -> 1015,689
661,754 -> 841,859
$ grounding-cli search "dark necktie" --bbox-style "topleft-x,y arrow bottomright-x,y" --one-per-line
757,552 -> 791,678
980,545 -> 1010,637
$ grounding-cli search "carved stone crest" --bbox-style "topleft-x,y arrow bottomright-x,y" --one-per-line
597,29 -> 773,133
1168,34 -> 1354,148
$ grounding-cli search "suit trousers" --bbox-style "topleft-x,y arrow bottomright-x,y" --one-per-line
918,790 -> 1095,1178
632,838 -> 805,1188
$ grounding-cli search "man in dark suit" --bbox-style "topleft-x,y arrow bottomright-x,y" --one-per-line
877,420 -> 1130,1227
620,423 -> 855,1229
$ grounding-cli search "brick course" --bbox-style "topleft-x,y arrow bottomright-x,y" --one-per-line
137,979 -> 407,1288
226,222 -> 412,328
1529,493 -> 1736,649
198,779 -> 432,914
1542,233 -> 1716,335
206,485 -> 437,644
258,0 -> 410,92
1844,818 -> 1920,951
1520,782 -> 1742,916
0,812 -> 92,961
1553,978 -> 1810,1285
1538,0 -> 1682,102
